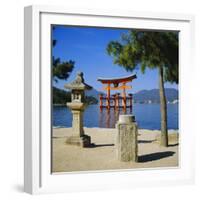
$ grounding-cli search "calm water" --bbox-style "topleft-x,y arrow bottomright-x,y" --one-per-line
53,104 -> 178,130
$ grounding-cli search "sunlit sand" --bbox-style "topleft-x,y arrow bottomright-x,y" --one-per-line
52,128 -> 178,173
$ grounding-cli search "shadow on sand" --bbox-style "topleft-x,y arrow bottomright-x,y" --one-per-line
138,140 -> 156,144
168,143 -> 179,147
138,151 -> 175,163
88,143 -> 114,148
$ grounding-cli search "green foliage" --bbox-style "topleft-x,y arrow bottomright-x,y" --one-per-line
53,59 -> 75,81
107,31 -> 178,83
52,26 -> 75,82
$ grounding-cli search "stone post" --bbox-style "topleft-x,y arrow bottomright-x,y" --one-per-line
116,115 -> 138,162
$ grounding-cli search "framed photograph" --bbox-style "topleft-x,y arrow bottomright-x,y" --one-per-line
24,5 -> 195,194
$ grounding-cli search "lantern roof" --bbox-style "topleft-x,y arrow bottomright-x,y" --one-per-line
64,71 -> 92,90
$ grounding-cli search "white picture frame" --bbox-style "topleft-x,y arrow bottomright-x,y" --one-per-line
24,5 -> 195,194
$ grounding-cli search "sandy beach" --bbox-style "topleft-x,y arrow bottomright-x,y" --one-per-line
52,128 -> 179,173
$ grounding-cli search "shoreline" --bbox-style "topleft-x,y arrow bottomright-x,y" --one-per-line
52,126 -> 178,133
53,102 -> 178,106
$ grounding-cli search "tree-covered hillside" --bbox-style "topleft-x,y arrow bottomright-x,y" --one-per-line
53,87 -> 98,105
53,87 -> 71,105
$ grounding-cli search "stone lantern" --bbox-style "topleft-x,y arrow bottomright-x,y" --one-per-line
64,71 -> 92,147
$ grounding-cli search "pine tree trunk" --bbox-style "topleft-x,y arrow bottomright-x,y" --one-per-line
159,67 -> 168,147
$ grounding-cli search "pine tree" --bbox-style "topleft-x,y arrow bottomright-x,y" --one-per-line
107,31 -> 178,146
52,27 -> 75,82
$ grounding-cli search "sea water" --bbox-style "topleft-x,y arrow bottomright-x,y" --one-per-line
53,104 -> 178,130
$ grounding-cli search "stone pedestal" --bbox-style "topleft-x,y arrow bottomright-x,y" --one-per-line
66,102 -> 91,147
65,135 -> 91,147
116,115 -> 138,162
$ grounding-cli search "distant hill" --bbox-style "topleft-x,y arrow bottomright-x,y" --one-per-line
53,87 -> 178,105
53,87 -> 98,105
85,88 -> 105,99
133,88 -> 178,103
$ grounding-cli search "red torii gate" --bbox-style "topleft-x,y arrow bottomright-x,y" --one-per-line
97,74 -> 137,110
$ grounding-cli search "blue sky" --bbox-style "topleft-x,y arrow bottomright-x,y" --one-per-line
52,26 -> 178,94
